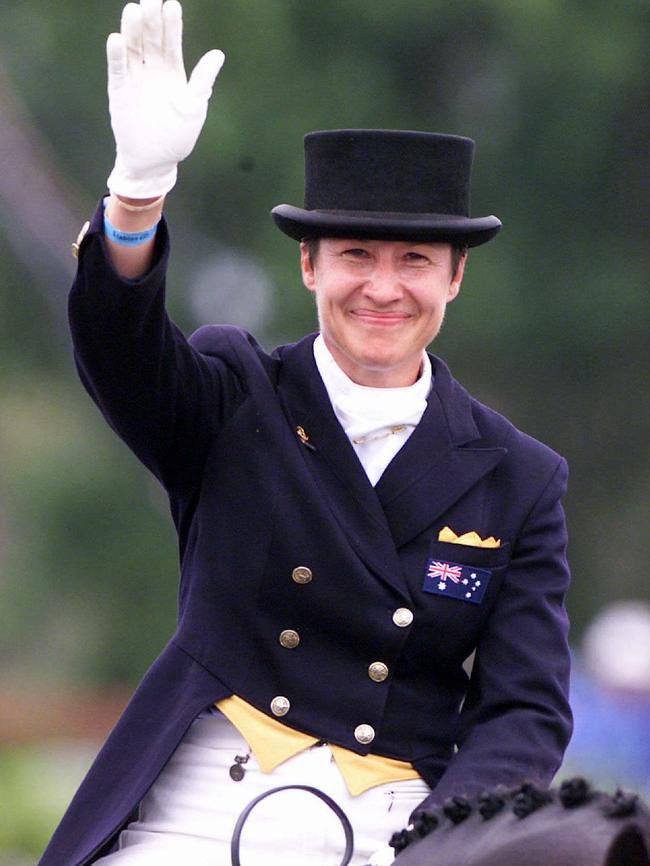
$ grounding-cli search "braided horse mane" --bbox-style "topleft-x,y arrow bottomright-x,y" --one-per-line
390,778 -> 650,866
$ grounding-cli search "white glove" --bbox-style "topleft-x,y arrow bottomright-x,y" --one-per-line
106,0 -> 224,198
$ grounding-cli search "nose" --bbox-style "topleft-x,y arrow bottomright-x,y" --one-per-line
361,264 -> 404,304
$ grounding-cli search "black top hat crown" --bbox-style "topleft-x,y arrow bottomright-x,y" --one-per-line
271,129 -> 501,247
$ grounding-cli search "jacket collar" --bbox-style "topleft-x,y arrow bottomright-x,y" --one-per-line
275,334 -> 506,588
375,354 -> 506,548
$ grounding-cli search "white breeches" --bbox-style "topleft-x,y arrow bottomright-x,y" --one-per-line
94,710 -> 430,866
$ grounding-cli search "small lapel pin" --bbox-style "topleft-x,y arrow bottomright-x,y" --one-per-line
71,221 -> 90,259
296,425 -> 316,451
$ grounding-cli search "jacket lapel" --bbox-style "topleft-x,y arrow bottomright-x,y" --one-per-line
276,334 -> 409,596
375,355 -> 507,549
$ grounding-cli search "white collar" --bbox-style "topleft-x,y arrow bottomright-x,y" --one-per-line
312,334 -> 431,439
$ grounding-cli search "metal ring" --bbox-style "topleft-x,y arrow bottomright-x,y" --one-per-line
230,783 -> 355,866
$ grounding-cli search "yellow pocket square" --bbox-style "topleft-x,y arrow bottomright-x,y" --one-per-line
438,526 -> 501,548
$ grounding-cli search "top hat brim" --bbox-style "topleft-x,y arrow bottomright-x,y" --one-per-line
271,204 -> 501,248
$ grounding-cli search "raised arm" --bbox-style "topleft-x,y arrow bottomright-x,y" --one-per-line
103,0 -> 224,278
68,1 -> 239,491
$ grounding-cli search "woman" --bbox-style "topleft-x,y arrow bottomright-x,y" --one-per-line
40,1 -> 572,863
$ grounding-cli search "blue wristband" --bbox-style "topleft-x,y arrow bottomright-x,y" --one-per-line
103,212 -> 160,246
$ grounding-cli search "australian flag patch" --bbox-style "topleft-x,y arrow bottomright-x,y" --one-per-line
422,559 -> 491,605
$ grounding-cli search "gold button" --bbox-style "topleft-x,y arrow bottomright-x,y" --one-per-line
279,629 -> 300,649
270,696 -> 290,717
393,608 -> 414,627
368,662 -> 389,682
292,566 -> 313,584
354,724 -> 375,744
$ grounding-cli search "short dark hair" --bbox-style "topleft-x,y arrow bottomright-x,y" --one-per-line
303,237 -> 468,279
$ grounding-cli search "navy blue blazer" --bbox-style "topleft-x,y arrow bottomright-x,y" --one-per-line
40,208 -> 572,866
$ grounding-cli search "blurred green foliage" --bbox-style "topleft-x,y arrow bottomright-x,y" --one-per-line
0,0 -> 649,853
0,743 -> 96,860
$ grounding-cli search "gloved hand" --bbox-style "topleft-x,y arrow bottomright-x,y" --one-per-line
106,0 -> 224,198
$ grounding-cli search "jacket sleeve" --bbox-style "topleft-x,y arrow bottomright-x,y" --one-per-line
413,456 -> 573,812
69,200 -> 244,494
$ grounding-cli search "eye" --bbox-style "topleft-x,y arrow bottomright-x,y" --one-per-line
404,252 -> 430,265
342,247 -> 371,259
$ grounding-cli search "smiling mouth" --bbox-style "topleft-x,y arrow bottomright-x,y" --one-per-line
350,310 -> 411,325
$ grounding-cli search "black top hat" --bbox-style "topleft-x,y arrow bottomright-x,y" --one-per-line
388,779 -> 650,866
271,129 -> 501,247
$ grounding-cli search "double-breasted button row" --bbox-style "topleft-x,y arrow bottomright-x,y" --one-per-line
284,566 -> 404,745
362,609 -> 413,683
363,610 -> 413,683
284,566 -> 310,651
271,696 -> 375,745
272,567 -> 310,721
357,609 -> 415,735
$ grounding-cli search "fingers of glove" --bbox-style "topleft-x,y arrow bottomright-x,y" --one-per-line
163,0 -> 185,75
141,0 -> 164,66
187,49 -> 225,100
121,2 -> 143,69
106,33 -> 128,91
